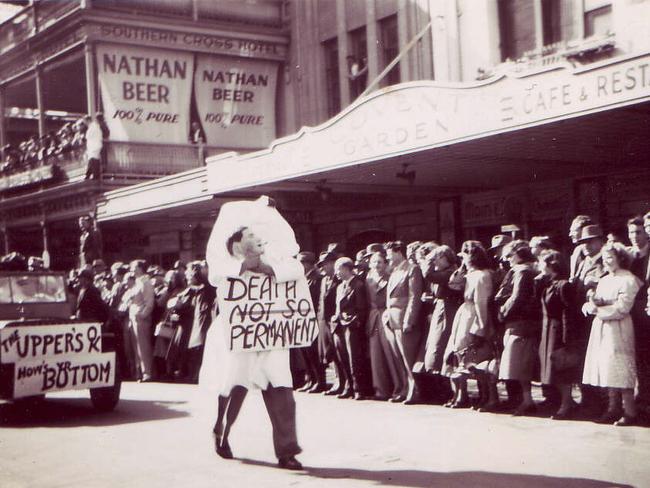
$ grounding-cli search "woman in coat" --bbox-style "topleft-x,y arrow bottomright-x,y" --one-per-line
441,241 -> 494,408
496,240 -> 541,416
422,245 -> 463,374
582,242 -> 641,426
152,269 -> 186,380
538,250 -> 580,419
366,251 -> 403,400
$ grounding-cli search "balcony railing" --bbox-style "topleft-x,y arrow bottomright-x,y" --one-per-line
104,140 -> 228,178
0,141 -> 231,193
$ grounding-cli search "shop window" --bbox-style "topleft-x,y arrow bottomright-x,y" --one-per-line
323,38 -> 340,117
348,27 -> 368,100
379,14 -> 400,87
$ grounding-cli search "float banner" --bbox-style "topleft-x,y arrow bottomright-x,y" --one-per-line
194,55 -> 278,149
221,273 -> 318,352
97,43 -> 194,143
0,323 -> 103,364
11,352 -> 116,398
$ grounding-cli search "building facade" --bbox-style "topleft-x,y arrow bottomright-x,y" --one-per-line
1,0 -> 649,267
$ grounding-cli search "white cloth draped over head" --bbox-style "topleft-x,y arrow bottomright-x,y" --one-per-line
206,196 -> 300,284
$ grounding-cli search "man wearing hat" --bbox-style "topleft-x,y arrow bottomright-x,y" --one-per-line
568,215 -> 594,279
75,268 -> 110,324
316,250 -> 344,395
574,224 -> 607,417
294,252 -> 326,393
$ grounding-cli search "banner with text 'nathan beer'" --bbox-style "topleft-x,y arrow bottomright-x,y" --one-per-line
97,44 -> 194,143
194,55 -> 278,149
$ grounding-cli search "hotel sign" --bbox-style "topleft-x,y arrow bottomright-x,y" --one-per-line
206,53 -> 650,194
88,24 -> 287,61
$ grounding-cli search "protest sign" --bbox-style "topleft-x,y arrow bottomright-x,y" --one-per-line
220,272 -> 318,352
193,54 -> 278,148
97,43 -> 194,143
0,323 -> 103,364
11,352 -> 116,398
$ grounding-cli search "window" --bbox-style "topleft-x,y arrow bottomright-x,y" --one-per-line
584,1 -> 612,37
323,38 -> 340,117
348,27 -> 367,100
379,15 -> 400,86
498,0 -> 536,61
499,0 -> 612,61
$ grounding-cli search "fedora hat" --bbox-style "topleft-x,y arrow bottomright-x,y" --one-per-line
489,234 -> 512,250
578,224 -> 604,243
317,251 -> 338,266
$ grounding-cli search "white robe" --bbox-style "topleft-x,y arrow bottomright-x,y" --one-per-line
199,197 -> 303,396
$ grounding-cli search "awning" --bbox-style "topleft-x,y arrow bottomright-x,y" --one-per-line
206,51 -> 650,194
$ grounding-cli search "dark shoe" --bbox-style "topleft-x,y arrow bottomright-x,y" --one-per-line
595,410 -> 622,425
297,382 -> 314,392
324,387 -> 342,396
450,399 -> 471,409
354,393 -> 367,401
337,389 -> 353,399
403,394 -> 420,405
213,433 -> 233,460
373,395 -> 390,401
308,383 -> 327,394
512,403 -> 537,416
389,395 -> 406,403
614,415 -> 638,427
278,456 -> 303,470
478,402 -> 500,413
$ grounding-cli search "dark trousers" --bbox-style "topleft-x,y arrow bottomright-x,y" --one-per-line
299,341 -> 326,387
214,385 -> 301,460
85,157 -> 101,180
633,312 -> 650,406
333,325 -> 371,395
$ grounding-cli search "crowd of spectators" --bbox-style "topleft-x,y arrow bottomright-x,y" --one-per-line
0,113 -> 109,179
4,209 -> 650,428
65,258 -> 216,384
290,212 -> 650,428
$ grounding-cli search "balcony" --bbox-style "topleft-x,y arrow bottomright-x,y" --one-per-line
0,0 -> 284,56
0,141 -> 230,194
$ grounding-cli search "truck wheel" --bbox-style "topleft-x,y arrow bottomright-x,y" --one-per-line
90,376 -> 121,412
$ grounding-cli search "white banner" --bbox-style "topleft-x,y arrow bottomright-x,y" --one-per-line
220,273 -> 318,352
0,323 -> 102,364
194,55 -> 278,149
12,352 -> 116,398
97,44 -> 194,143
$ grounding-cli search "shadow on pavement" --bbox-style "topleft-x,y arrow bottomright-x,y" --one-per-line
0,397 -> 188,428
239,458 -> 631,488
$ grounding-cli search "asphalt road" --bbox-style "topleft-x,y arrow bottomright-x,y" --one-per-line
1,381 -> 648,488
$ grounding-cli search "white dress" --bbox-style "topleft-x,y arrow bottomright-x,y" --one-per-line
582,269 -> 641,389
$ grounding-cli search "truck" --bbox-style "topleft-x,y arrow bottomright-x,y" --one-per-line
0,271 -> 121,411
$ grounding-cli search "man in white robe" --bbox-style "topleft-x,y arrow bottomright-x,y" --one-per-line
201,196 -> 304,470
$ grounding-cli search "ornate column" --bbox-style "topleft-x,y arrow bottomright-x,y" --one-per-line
335,0 -> 350,107
365,0 -> 379,82
35,64 -> 46,137
84,42 -> 97,116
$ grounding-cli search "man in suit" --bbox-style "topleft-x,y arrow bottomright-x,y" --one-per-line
295,252 -> 326,393
331,257 -> 371,400
75,269 -> 110,324
128,259 -> 155,382
78,215 -> 102,268
383,241 -> 423,404
629,216 -> 650,413
316,251 -> 343,395
568,215 -> 593,279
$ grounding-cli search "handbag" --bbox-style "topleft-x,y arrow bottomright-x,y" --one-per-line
154,320 -> 175,339
550,346 -> 581,372
452,339 -> 496,372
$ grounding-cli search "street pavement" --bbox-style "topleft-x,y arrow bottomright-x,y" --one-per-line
1,381 -> 649,488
